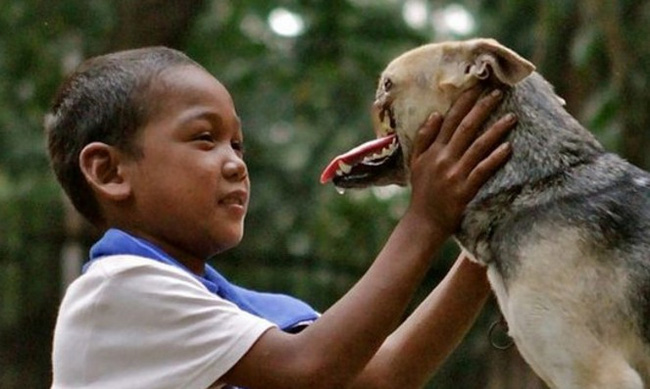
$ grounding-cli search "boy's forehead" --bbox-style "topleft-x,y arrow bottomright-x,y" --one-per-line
144,65 -> 241,129
151,66 -> 236,112
158,65 -> 230,97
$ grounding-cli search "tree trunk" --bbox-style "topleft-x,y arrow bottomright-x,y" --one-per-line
108,0 -> 207,51
582,0 -> 650,169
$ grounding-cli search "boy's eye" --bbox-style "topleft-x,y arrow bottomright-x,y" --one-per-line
195,132 -> 215,142
231,140 -> 245,155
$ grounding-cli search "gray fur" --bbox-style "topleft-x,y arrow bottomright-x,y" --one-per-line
455,72 -> 650,386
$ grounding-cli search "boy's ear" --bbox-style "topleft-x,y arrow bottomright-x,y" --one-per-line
79,142 -> 132,201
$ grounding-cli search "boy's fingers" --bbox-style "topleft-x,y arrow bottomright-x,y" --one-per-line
465,142 -> 512,196
458,113 -> 517,173
411,112 -> 443,164
436,86 -> 484,144
447,89 -> 505,157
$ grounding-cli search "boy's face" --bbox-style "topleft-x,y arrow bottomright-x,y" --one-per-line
122,65 -> 249,264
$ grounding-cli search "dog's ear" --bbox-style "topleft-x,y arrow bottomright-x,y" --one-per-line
467,39 -> 535,86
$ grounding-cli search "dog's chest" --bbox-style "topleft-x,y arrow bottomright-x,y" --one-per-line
455,189 -> 528,271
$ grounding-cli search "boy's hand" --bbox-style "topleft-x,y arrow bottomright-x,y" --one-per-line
407,87 -> 515,236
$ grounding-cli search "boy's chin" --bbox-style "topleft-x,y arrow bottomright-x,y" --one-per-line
211,230 -> 245,255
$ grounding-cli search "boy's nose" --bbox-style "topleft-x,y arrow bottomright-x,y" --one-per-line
223,157 -> 248,181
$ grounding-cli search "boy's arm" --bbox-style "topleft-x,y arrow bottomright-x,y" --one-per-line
350,253 -> 490,389
221,88 -> 513,389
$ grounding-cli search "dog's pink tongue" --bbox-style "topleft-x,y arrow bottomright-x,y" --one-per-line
320,134 -> 397,184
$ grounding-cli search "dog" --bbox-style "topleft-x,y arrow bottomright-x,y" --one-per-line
320,38 -> 650,389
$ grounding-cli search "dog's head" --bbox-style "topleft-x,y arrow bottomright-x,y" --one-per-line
321,38 -> 535,188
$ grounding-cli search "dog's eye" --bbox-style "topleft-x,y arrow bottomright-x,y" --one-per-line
383,78 -> 393,91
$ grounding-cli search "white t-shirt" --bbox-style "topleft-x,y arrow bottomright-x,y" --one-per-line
51,255 -> 275,389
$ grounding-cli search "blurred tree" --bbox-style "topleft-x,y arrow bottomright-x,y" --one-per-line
108,0 -> 207,51
582,0 -> 650,168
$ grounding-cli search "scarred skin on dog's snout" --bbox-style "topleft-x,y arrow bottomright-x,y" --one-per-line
322,38 -> 534,190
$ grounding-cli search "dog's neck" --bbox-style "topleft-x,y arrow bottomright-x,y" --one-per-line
457,73 -> 606,266
473,73 -> 605,204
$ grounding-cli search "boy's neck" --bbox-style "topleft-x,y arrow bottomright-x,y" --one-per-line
112,225 -> 208,275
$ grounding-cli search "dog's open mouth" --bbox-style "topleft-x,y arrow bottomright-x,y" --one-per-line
320,104 -> 407,189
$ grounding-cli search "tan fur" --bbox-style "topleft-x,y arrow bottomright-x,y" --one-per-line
500,227 -> 644,388
374,39 -> 534,168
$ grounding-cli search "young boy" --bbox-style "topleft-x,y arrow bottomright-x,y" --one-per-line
47,47 -> 515,388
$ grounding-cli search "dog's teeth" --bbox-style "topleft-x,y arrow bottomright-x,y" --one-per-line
338,161 -> 352,174
379,144 -> 394,158
360,143 -> 398,164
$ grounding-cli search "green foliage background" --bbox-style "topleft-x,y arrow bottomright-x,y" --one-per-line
0,0 -> 648,387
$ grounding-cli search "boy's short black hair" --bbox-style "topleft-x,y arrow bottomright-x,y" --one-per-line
45,47 -> 201,226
